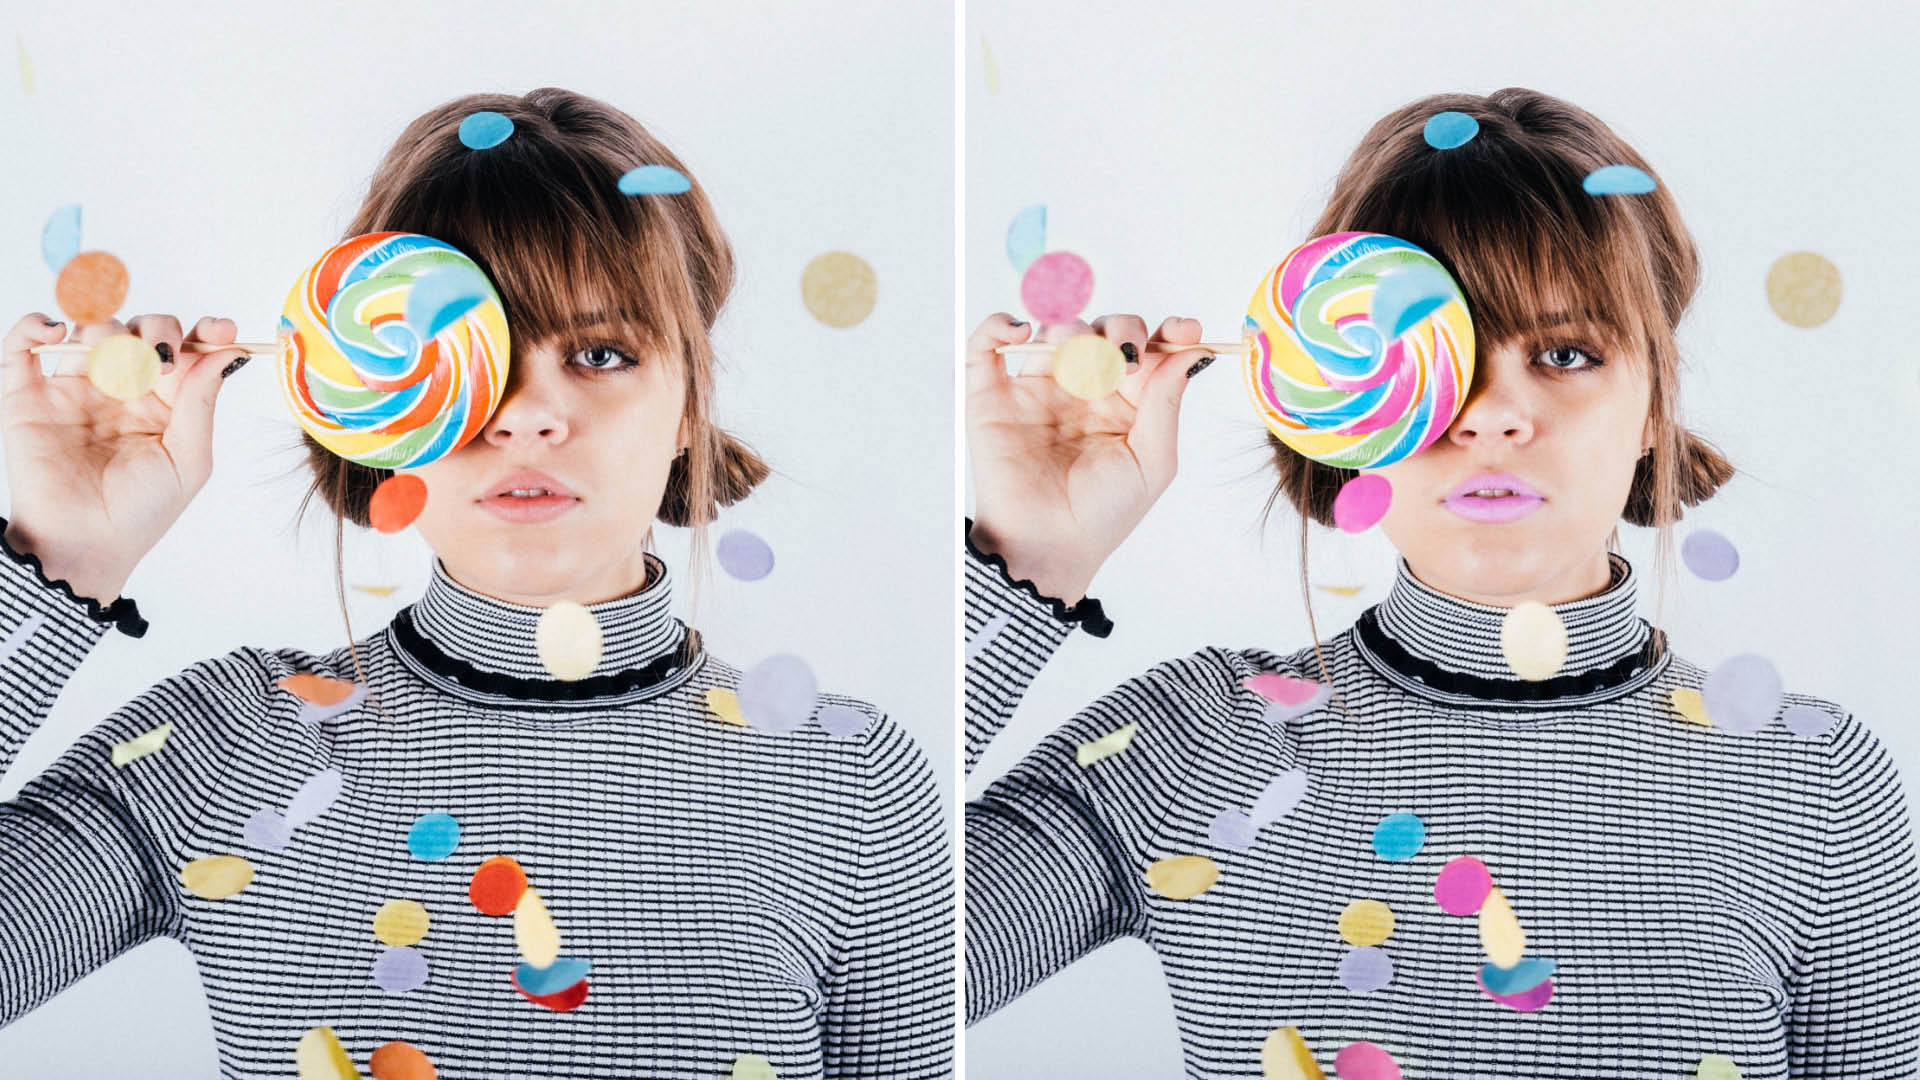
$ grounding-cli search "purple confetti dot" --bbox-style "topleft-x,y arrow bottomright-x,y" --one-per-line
716,529 -> 775,581
965,611 -> 1013,663
1250,767 -> 1308,826
284,768 -> 343,828
1207,807 -> 1258,852
372,945 -> 429,993
1337,946 -> 1395,993
816,703 -> 869,739
242,807 -> 292,853
738,654 -> 818,733
1781,704 -> 1835,739
1701,653 -> 1783,732
1681,529 -> 1739,581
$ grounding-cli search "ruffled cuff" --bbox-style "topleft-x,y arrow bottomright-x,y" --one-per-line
963,518 -> 1112,638
0,517 -> 149,638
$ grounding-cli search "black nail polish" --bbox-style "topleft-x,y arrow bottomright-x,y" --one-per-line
219,355 -> 252,379
155,342 -> 173,366
1008,318 -> 1027,327
42,318 -> 60,327
1185,354 -> 1217,379
1120,342 -> 1139,365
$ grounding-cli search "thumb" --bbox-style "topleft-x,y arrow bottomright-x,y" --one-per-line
1129,346 -> 1215,483
164,347 -> 249,481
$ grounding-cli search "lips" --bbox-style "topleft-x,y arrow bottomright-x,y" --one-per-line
1444,472 -> 1542,502
484,469 -> 578,500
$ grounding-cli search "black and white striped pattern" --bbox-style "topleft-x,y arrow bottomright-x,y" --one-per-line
0,528 -> 952,1079
965,545 -> 1920,1078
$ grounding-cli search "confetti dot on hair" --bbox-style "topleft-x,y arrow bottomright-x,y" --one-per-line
278,673 -> 359,706
1337,899 -> 1395,947
738,654 -> 819,733
516,955 -> 592,997
1670,688 -> 1711,727
1433,856 -> 1493,915
1478,886 -> 1526,968
41,203 -> 80,272
372,899 -> 431,947
1423,111 -> 1479,149
372,945 -> 429,994
1207,808 -> 1258,853
535,601 -> 603,681
469,856 -> 528,916
800,251 -> 878,328
1781,704 -> 1835,739
1499,602 -> 1567,681
1475,968 -> 1553,1012
1370,813 -> 1425,862
1695,1054 -> 1742,1080
1336,946 -> 1394,993
1250,767 -> 1308,827
404,264 -> 489,341
86,334 -> 160,401
816,703 -> 869,739
1583,164 -> 1656,196
1701,653 -> 1782,733
296,1026 -> 359,1080
458,111 -> 514,149
617,164 -> 692,195
1006,203 -> 1045,272
510,966 -> 590,1012
1766,250 -> 1842,328
54,251 -> 128,323
369,1040 -> 438,1080
1480,956 -> 1556,996
1260,1025 -> 1327,1080
1332,1040 -> 1402,1080
1019,251 -> 1093,324
1331,474 -> 1391,533
243,807 -> 293,853
514,887 -> 562,969
181,855 -> 253,900
731,1054 -> 778,1080
964,611 -> 1013,663
1051,333 -> 1126,400
1075,721 -> 1139,766
1681,529 -> 1739,581
110,721 -> 174,767
368,474 -> 428,534
1145,855 -> 1220,900
706,688 -> 748,727
285,768 -> 343,829
407,813 -> 461,861
716,529 -> 775,581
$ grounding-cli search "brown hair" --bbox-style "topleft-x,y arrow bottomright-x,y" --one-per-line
287,88 -> 768,699
1262,88 -> 1737,687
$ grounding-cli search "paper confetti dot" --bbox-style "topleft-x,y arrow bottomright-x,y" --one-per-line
731,1054 -> 778,1080
55,251 -> 128,324
469,856 -> 529,916
404,264 -> 488,341
296,1026 -> 359,1080
1480,956 -> 1556,995
0,611 -> 46,665
1424,111 -> 1479,150
1781,704 -> 1835,739
515,887 -> 562,968
110,721 -> 174,767
181,855 -> 253,900
716,529 -> 775,581
16,34 -> 32,95
368,474 -> 428,534
1695,1054 -> 1742,1080
1500,601 -> 1567,680
285,768 -> 344,829
515,955 -> 592,996
1337,946 -> 1395,993
1582,164 -> 1656,196
373,899 -> 431,947
816,704 -> 869,739
1370,813 -> 1425,862
243,807 -> 293,853
1332,1040 -> 1402,1080
372,945 -> 429,994
1246,674 -> 1331,724
1765,251 -> 1842,328
86,334 -> 160,401
1478,886 -> 1526,968
1145,855 -> 1220,900
706,687 -> 748,726
800,251 -> 878,328
1371,264 -> 1458,341
965,611 -> 1013,663
1476,968 -> 1553,1012
407,813 -> 461,861
1261,1025 -> 1327,1080
738,654 -> 818,733
1332,474 -> 1392,533
1337,899 -> 1395,947
352,584 -> 399,596
41,204 -> 80,273
369,1040 -> 438,1080
1006,204 -> 1045,272
1315,584 -> 1364,597
278,673 -> 359,706
1433,855 -> 1493,915
1076,721 -> 1139,766
1681,529 -> 1739,581
1051,333 -> 1126,400
510,966 -> 590,1012
1207,808 -> 1258,852
1701,653 -> 1783,733
981,35 -> 1000,94
617,164 -> 692,195
1671,688 -> 1711,727
535,601 -> 603,681
458,111 -> 514,149
1250,767 -> 1309,826
1019,251 -> 1093,324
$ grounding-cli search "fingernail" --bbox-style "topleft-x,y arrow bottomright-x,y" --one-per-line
1120,342 -> 1139,366
155,342 -> 173,368
42,318 -> 60,327
1185,355 -> 1217,379
1008,318 -> 1027,327
220,355 -> 252,379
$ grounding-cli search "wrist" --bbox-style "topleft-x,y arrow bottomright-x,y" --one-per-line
966,519 -> 1097,608
2,522 -> 130,605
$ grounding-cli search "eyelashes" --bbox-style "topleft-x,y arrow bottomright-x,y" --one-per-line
1533,342 -> 1606,374
571,342 -> 642,375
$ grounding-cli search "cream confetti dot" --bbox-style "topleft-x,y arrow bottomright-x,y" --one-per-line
1500,601 -> 1567,680
1337,899 -> 1395,947
1478,885 -> 1526,968
86,334 -> 160,401
372,899 -> 430,947
1051,333 -> 1126,400
1260,1025 -> 1327,1080
181,855 -> 254,900
111,722 -> 174,767
731,1054 -> 778,1080
535,601 -> 602,681
1671,688 -> 1711,726
515,887 -> 562,969
801,251 -> 878,328
1145,855 -> 1219,900
296,1026 -> 359,1080
1076,722 -> 1139,766
1766,252 -> 1841,328
1695,1053 -> 1742,1080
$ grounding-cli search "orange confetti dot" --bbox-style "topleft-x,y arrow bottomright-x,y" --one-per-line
369,474 -> 429,533
469,856 -> 528,916
277,673 -> 359,705
54,250 -> 128,323
369,1040 -> 438,1080
510,967 -> 590,1012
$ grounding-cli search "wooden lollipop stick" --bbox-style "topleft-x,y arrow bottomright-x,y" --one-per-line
996,340 -> 1243,378
28,341 -> 277,356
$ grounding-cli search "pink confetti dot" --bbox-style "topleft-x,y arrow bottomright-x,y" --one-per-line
1476,968 -> 1554,1012
1333,1040 -> 1402,1080
1019,251 -> 1093,324
1434,855 -> 1493,915
1332,474 -> 1392,533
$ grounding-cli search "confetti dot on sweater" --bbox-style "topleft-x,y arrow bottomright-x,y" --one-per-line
1475,968 -> 1553,1012
514,888 -> 561,968
1005,204 -> 1045,272
1076,722 -> 1139,766
1019,251 -> 1093,324
1208,808 -> 1258,852
706,688 -> 748,726
55,250 -> 128,323
1433,856 -> 1493,915
373,899 -> 431,947
1583,164 -> 1656,196
731,1054 -> 778,1080
1145,855 -> 1220,900
369,1040 -> 438,1080
1695,1054 -> 1742,1080
801,252 -> 878,328
181,855 -> 254,900
1260,1025 -> 1327,1080
1766,252 -> 1842,328
1332,1040 -> 1402,1080
458,111 -> 514,149
1250,767 -> 1309,826
716,529 -> 775,581
1781,704 -> 1835,739
1478,886 -> 1526,968
86,334 -> 160,401
295,1025 -> 359,1080
515,956 -> 592,997
1336,946 -> 1394,993
816,704 -> 870,739
110,721 -> 174,767
964,611 -> 1013,663
617,164 -> 692,196
368,474 -> 428,533
372,945 -> 429,994
1702,653 -> 1782,732
1480,956 -> 1556,995
510,967 -> 590,1012
469,856 -> 528,916
278,673 -> 359,706
1370,813 -> 1425,861
1244,673 -> 1329,709
1671,688 -> 1712,726
1499,602 -> 1567,680
1681,529 -> 1739,581
41,203 -> 79,272
285,768 -> 344,829
1051,333 -> 1126,400
296,681 -> 367,725
535,601 -> 603,681
0,611 -> 47,665
1423,111 -> 1479,149
407,813 -> 461,861
1331,474 -> 1391,533
1337,900 -> 1395,947
738,654 -> 818,733
243,807 -> 293,853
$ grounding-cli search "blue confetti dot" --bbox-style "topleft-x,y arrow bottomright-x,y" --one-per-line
1006,204 -> 1046,272
1371,812 -> 1426,861
617,165 -> 692,196
459,111 -> 515,150
716,529 -> 775,581
1582,164 -> 1656,196
404,264 -> 490,341
1424,111 -> 1479,150
41,204 -> 80,273
1480,956 -> 1556,995
407,812 -> 461,861
517,956 -> 592,996
1681,529 -> 1739,582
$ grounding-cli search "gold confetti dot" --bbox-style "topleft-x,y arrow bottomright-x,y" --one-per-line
706,688 -> 747,726
1499,601 -> 1567,681
111,722 -> 174,767
296,1026 -> 359,1080
1671,688 -> 1711,726
1337,899 -> 1395,946
372,899 -> 430,947
1478,885 -> 1526,968
514,887 -> 561,969
181,855 -> 254,900
1765,251 -> 1841,328
800,251 -> 877,328
1051,333 -> 1126,400
1145,855 -> 1219,900
535,601 -> 602,681
1260,1025 -> 1327,1080
86,334 -> 160,402
1075,722 -> 1139,766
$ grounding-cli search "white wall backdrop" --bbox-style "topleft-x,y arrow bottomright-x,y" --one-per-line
0,2 -> 953,1074
965,0 -> 1920,1075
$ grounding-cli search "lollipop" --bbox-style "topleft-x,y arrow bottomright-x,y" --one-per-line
278,232 -> 510,469
1243,231 -> 1474,470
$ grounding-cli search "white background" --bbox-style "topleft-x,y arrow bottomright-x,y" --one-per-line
966,0 -> 1920,1076
0,1 -> 953,1073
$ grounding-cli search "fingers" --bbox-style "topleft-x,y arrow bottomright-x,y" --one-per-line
965,312 -> 1035,394
125,314 -> 185,371
1038,319 -> 1092,345
74,317 -> 131,347
1130,318 -> 1216,487
1,313 -> 69,398
1090,314 -> 1149,371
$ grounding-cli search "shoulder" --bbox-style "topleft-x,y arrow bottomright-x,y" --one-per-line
1662,652 -> 1890,774
698,655 -> 937,785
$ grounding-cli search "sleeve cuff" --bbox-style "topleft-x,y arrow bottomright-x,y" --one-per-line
0,517 -> 148,639
964,518 -> 1112,638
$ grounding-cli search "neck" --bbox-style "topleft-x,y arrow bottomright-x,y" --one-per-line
1403,548 -> 1615,608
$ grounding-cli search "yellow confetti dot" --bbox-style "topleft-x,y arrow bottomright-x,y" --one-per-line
1260,1025 -> 1327,1080
1337,899 -> 1395,947
731,1054 -> 778,1080
1695,1053 -> 1742,1080
1314,584 -> 1364,597
514,887 -> 561,969
111,722 -> 174,767
981,36 -> 1000,95
1479,885 -> 1526,968
351,584 -> 399,597
295,1025 -> 360,1080
86,333 -> 160,402
800,251 -> 878,328
181,855 -> 254,900
16,34 -> 32,95
1050,333 -> 1126,401
1145,855 -> 1219,900
535,601 -> 602,681
1671,688 -> 1711,726
1765,251 -> 1841,328
1499,601 -> 1567,681
1075,722 -> 1139,766
706,687 -> 747,726
372,899 -> 430,947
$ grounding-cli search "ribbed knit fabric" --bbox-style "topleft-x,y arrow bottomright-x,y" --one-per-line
964,540 -> 1920,1078
0,518 -> 952,1079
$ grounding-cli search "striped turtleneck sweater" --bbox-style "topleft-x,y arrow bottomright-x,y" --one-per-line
0,517 -> 952,1079
964,535 -> 1920,1078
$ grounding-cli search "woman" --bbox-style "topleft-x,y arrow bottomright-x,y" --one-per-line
964,88 -> 1917,1077
0,89 -> 950,1079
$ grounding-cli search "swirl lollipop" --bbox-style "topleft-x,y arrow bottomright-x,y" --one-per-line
1243,231 -> 1474,470
278,231 -> 510,470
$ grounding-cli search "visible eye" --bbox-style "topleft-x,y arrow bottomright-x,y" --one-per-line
571,343 -> 639,374
1536,344 -> 1605,374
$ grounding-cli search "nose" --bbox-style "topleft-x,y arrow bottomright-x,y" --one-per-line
1446,346 -> 1534,448
483,354 -> 570,447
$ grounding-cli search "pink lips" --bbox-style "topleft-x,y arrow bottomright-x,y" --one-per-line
1442,471 -> 1544,524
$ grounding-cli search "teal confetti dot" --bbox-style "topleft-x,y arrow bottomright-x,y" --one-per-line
1582,164 -> 1656,196
1371,812 -> 1426,861
516,955 -> 591,996
459,111 -> 514,150
1424,111 -> 1479,150
1480,956 -> 1556,995
405,264 -> 490,341
1006,203 -> 1046,272
41,203 -> 80,272
617,165 -> 691,196
407,812 -> 461,861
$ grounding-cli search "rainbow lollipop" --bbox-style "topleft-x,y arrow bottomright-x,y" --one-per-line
1243,231 -> 1474,470
278,232 -> 510,470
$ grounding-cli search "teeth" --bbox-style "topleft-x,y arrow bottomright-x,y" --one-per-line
505,489 -> 553,497
1472,489 -> 1515,498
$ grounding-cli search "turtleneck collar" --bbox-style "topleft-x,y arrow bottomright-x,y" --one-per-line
387,553 -> 703,709
1350,551 -> 1669,710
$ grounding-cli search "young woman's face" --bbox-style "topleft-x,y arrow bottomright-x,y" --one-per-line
1370,325 -> 1654,606
404,330 -> 688,606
